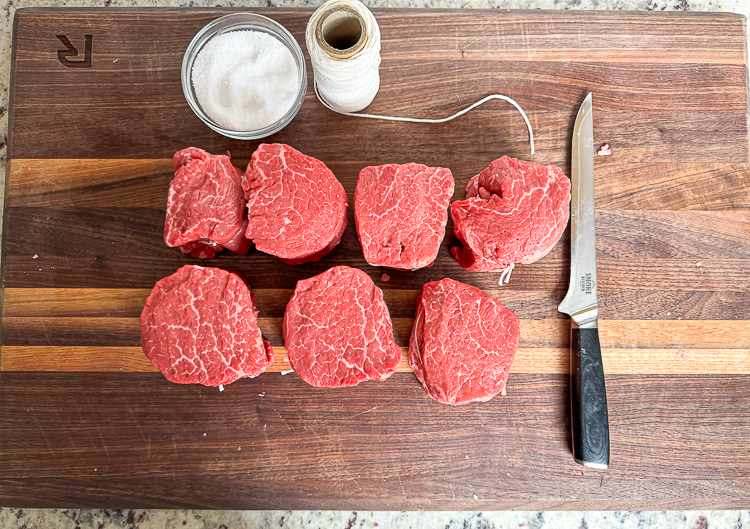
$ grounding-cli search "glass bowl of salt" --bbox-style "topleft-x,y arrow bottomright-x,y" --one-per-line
182,13 -> 307,140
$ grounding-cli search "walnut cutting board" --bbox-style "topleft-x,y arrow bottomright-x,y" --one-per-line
2,8 -> 750,510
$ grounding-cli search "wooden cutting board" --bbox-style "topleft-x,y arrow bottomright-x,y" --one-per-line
2,7 -> 749,510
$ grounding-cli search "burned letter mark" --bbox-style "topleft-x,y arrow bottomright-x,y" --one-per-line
57,35 -> 93,67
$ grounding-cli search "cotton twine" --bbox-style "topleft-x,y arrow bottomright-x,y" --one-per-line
305,0 -> 535,155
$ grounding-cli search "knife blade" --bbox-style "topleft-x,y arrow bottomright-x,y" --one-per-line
558,92 -> 610,470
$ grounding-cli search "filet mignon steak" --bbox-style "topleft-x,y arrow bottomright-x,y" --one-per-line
243,144 -> 348,265
164,147 -> 251,259
140,265 -> 274,386
354,163 -> 455,270
450,156 -> 570,274
283,266 -> 402,387
409,278 -> 520,405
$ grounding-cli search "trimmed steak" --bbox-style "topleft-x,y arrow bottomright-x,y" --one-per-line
355,163 -> 454,270
243,144 -> 348,265
283,266 -> 402,387
140,265 -> 274,386
451,156 -> 570,274
165,147 -> 251,259
409,278 -> 520,405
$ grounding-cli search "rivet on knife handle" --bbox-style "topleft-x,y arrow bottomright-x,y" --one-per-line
558,92 -> 610,469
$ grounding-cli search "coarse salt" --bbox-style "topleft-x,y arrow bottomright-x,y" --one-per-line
192,30 -> 299,131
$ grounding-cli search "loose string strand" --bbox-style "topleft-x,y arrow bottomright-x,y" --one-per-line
314,81 -> 535,155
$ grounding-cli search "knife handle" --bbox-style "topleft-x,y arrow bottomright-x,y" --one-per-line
570,326 -> 610,469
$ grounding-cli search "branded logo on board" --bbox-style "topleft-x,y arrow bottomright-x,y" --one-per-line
56,35 -> 93,68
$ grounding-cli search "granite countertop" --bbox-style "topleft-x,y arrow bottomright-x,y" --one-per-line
1,509 -> 750,528
0,0 -> 748,527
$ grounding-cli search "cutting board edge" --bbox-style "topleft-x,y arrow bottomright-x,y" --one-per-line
11,6 -> 749,18
0,9 -> 25,371
5,8 -> 750,511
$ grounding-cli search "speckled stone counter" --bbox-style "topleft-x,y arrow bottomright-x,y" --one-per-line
1,508 -> 750,528
1,0 -> 749,527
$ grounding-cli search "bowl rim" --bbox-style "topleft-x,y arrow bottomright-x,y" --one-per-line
181,12 -> 308,140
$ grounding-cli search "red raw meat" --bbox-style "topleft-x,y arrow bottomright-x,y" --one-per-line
451,156 -> 570,273
409,278 -> 520,405
140,265 -> 274,386
243,144 -> 348,265
164,147 -> 251,259
283,266 -> 402,387
354,163 -> 454,270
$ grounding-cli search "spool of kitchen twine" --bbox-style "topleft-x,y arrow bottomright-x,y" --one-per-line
305,0 -> 535,155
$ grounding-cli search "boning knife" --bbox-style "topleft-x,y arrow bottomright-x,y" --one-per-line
558,92 -> 610,469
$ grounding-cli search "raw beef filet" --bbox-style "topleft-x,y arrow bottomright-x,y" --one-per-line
409,278 -> 520,405
354,163 -> 454,270
283,266 -> 402,387
450,156 -> 570,276
140,265 -> 274,386
243,144 -> 348,265
164,147 -> 251,259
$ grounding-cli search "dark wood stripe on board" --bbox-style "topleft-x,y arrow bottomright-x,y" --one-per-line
9,10 -> 747,160
6,288 -> 750,321
4,252 -> 747,293
4,207 -> 749,290
0,372 -> 748,509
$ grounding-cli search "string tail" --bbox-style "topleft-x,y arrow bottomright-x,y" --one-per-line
306,0 -> 534,156
315,83 -> 535,156
498,262 -> 515,286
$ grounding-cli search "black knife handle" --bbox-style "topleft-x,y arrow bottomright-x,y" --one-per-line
570,326 -> 610,468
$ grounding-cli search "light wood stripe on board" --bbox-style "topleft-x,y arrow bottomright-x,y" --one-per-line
9,159 -> 750,209
3,345 -> 749,375
2,316 -> 748,349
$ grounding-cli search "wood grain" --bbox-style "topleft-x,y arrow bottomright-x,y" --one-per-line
3,316 -> 748,349
4,207 -> 749,294
10,159 -> 750,210
4,345 -> 749,375
8,11 -> 749,161
4,7 -> 750,510
7,287 -> 750,321
1,372 -> 749,510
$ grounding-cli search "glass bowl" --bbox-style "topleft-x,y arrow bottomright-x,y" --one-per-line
181,13 -> 307,140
